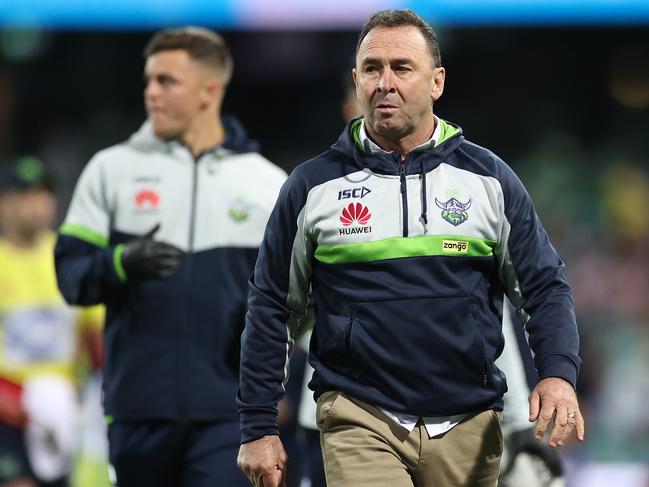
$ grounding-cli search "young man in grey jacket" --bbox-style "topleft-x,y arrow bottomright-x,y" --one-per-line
56,27 -> 286,487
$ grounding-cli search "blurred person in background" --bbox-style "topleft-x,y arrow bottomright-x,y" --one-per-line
0,156 -> 104,487
496,304 -> 565,487
54,27 -> 286,487
237,9 -> 583,487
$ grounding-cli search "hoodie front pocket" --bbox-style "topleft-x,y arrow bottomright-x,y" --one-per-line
348,295 -> 489,407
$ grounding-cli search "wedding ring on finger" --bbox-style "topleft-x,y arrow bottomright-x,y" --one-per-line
567,411 -> 576,420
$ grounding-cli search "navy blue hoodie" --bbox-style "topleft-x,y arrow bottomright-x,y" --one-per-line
237,118 -> 580,443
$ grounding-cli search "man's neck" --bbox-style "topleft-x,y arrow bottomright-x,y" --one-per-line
182,115 -> 225,158
367,116 -> 436,160
3,230 -> 44,250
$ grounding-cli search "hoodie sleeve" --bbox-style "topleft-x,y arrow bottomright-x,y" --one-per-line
495,163 -> 580,389
55,154 -> 125,305
237,168 -> 314,444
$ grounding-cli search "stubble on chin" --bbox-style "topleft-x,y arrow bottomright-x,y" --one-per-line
373,116 -> 411,140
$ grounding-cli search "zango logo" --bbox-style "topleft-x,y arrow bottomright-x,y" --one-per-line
442,240 -> 469,254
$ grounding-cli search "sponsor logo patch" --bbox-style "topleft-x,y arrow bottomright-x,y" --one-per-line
135,189 -> 160,208
339,203 -> 372,235
133,175 -> 161,184
340,203 -> 371,226
442,240 -> 469,254
338,186 -> 371,200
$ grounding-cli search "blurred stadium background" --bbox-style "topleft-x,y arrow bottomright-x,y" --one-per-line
1,1 -> 648,486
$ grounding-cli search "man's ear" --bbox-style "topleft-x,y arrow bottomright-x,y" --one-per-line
431,66 -> 446,103
202,77 -> 223,109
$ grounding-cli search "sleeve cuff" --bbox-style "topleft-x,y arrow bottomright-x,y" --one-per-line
239,410 -> 279,444
537,354 -> 579,389
112,244 -> 127,282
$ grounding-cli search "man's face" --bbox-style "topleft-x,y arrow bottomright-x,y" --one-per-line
0,188 -> 56,239
353,25 -> 444,141
144,49 -> 209,140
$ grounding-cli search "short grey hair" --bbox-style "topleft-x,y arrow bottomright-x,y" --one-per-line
356,9 -> 442,68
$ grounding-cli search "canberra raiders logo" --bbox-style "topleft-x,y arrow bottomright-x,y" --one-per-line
228,198 -> 250,222
435,197 -> 471,226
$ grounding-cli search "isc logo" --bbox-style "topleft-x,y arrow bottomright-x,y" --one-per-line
442,240 -> 469,254
338,186 -> 371,200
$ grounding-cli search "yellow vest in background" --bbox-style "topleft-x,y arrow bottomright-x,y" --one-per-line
0,231 -> 103,383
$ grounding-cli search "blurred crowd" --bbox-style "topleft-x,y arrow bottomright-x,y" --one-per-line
513,128 -> 649,485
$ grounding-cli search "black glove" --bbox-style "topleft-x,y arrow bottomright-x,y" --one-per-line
499,426 -> 564,487
120,224 -> 183,280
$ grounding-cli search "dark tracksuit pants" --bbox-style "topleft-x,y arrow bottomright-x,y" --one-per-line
108,419 -> 250,487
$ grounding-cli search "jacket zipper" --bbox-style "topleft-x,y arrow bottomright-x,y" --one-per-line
399,163 -> 408,237
478,338 -> 488,387
188,157 -> 200,252
176,155 -> 200,417
469,304 -> 488,387
346,311 -> 359,380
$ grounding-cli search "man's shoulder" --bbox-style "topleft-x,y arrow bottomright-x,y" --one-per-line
224,151 -> 287,183
87,141 -> 141,167
84,137 -> 172,175
290,147 -> 358,187
449,138 -> 511,180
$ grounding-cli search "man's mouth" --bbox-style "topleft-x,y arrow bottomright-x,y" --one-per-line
376,103 -> 398,114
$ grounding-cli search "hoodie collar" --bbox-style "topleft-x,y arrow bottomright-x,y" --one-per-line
358,115 -> 442,154
128,114 -> 260,156
332,116 -> 464,175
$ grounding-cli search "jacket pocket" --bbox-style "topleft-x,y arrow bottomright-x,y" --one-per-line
347,295 -> 491,411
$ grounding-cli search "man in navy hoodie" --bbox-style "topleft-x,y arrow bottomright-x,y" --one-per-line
55,27 -> 286,487
237,9 -> 583,487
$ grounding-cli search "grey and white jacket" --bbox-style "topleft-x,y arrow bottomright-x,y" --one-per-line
56,117 -> 286,421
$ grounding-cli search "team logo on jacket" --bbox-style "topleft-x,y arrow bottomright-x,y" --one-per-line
435,197 -> 471,226
339,203 -> 372,235
228,199 -> 250,222
135,189 -> 160,208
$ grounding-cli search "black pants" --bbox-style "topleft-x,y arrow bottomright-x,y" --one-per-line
108,419 -> 249,487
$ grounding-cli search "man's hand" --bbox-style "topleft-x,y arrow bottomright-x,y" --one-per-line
529,377 -> 585,447
237,435 -> 287,487
121,224 -> 183,280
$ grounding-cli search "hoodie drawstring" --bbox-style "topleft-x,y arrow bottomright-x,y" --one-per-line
420,159 -> 428,234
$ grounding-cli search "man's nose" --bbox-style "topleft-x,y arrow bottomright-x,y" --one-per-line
144,81 -> 159,99
377,69 -> 396,92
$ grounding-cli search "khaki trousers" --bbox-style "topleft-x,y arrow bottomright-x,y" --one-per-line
316,391 -> 503,487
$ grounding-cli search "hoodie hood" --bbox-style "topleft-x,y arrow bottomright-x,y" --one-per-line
221,115 -> 261,153
128,114 -> 261,155
331,116 -> 464,175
